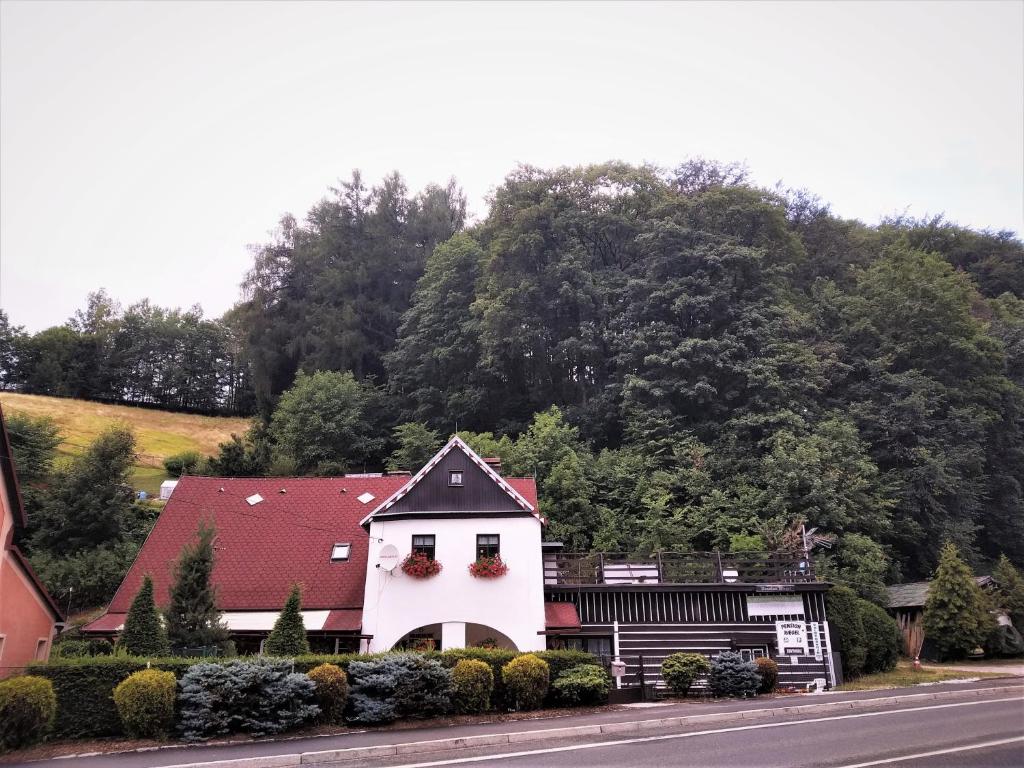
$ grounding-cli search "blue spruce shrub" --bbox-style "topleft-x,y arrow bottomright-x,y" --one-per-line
708,652 -> 761,698
347,653 -> 453,724
177,659 -> 319,741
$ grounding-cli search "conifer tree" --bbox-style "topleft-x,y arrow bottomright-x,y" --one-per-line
264,584 -> 310,656
992,554 -> 1024,630
923,542 -> 992,660
118,574 -> 170,656
165,522 -> 230,652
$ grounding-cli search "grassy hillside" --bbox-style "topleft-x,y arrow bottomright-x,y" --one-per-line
0,392 -> 251,495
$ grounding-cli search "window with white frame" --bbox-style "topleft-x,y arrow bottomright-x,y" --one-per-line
331,543 -> 351,562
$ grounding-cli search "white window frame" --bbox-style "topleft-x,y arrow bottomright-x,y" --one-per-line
331,543 -> 351,562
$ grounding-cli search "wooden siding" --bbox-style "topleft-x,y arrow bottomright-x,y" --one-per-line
546,587 -> 832,689
546,588 -> 827,624
386,447 -> 523,514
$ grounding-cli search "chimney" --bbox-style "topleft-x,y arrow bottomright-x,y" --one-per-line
484,457 -> 502,475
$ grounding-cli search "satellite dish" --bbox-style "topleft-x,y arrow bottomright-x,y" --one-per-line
378,544 -> 399,572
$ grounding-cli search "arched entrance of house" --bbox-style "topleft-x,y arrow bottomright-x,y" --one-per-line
391,622 -> 518,651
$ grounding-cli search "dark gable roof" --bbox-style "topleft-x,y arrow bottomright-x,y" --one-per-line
364,436 -> 542,524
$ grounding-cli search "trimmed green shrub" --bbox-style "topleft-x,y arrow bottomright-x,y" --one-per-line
551,664 -> 611,706
0,676 -> 56,751
501,654 -> 549,711
755,657 -> 779,693
30,656 -> 148,738
307,664 -> 348,724
827,585 -> 868,677
53,638 -> 115,658
452,659 -> 494,714
118,575 -> 171,657
53,640 -> 91,659
708,652 -> 760,698
264,584 -> 311,657
113,669 -> 176,738
660,653 -> 710,697
857,600 -> 901,674
177,658 -> 319,741
164,450 -> 203,477
347,653 -> 452,724
439,647 -> 516,708
533,650 -> 598,682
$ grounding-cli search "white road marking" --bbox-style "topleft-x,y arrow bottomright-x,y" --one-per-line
834,736 -> 1024,767
378,696 -> 1024,768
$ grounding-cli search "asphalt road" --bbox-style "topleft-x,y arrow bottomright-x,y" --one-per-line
6,679 -> 1022,768
402,697 -> 1024,768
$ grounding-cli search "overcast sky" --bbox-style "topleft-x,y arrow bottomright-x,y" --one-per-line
1,1 -> 1022,331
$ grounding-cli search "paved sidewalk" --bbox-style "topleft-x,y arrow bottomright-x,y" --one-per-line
6,677 -> 1021,768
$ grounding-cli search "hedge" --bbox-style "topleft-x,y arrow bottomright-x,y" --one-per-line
30,647 -> 602,738
30,656 -> 204,739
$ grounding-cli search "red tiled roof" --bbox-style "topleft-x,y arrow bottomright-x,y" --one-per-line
105,475 -> 540,615
544,602 -> 581,631
83,612 -> 127,633
323,609 -> 363,632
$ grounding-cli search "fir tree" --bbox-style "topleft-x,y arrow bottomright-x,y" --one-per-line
264,584 -> 310,656
923,542 -> 992,660
165,522 -> 230,652
118,574 -> 170,657
992,554 -> 1024,630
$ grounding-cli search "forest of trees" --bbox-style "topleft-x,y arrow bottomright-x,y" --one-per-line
4,160 -> 1023,594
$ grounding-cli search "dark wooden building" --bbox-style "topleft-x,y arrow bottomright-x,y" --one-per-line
543,549 -> 836,693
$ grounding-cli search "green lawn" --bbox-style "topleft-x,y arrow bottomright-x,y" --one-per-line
1,392 -> 251,493
836,660 -> 1004,691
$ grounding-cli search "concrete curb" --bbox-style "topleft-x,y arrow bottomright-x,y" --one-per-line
162,685 -> 1024,768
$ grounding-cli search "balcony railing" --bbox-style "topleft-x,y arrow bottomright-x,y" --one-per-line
543,551 -> 815,586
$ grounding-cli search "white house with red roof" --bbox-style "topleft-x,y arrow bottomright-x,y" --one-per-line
359,436 -> 547,652
85,436 -> 550,653
86,435 -> 840,692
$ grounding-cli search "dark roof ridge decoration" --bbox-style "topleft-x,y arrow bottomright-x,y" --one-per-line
361,435 -> 544,526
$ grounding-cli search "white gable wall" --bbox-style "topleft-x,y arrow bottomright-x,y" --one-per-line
361,515 -> 546,652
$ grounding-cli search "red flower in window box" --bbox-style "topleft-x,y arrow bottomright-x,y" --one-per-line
469,555 -> 509,578
401,552 -> 442,579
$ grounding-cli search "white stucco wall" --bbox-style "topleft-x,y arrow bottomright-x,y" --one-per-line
361,515 -> 546,653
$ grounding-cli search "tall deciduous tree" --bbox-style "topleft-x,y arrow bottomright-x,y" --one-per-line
269,370 -> 386,474
386,423 -> 442,472
28,424 -> 137,553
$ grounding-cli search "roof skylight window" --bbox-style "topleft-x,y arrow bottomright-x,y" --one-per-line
357,491 -> 375,504
331,543 -> 351,562
246,493 -> 264,506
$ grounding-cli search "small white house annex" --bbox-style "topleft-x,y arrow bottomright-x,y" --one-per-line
359,436 -> 546,653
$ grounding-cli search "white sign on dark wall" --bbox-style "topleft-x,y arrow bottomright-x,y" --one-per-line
775,620 -> 808,656
810,621 -> 823,661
